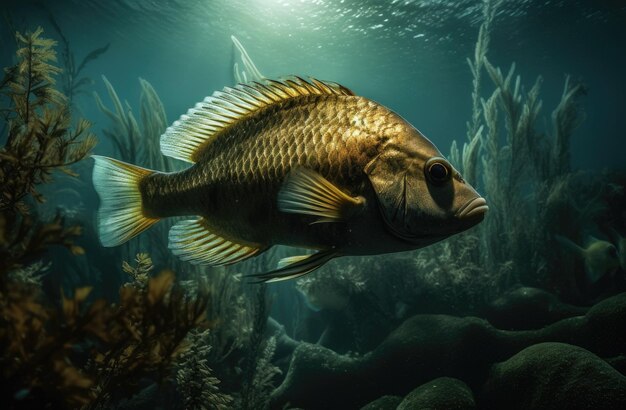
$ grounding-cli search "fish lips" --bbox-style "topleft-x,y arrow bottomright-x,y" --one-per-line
454,197 -> 489,230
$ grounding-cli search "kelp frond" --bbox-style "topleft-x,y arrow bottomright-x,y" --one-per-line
551,76 -> 586,177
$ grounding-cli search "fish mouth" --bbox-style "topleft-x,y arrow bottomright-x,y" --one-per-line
456,197 -> 489,221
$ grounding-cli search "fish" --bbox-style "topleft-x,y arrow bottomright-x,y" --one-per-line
555,234 -> 620,283
608,227 -> 626,271
92,77 -> 488,282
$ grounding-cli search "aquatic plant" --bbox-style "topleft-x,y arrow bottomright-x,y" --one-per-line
238,284 -> 271,409
1,248 -> 209,408
93,76 -> 176,266
47,11 -> 109,111
122,251 -> 153,287
0,27 -> 96,214
237,333 -> 281,410
0,26 -> 94,288
175,329 -> 233,410
446,0 -> 587,300
94,76 -> 173,171
450,0 -> 502,186
86,266 -> 209,409
231,35 -> 265,84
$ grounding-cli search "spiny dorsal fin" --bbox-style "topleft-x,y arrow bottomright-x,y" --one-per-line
160,77 -> 354,163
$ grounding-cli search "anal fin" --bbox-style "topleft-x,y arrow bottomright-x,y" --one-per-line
278,168 -> 365,224
249,250 -> 336,283
169,218 -> 262,266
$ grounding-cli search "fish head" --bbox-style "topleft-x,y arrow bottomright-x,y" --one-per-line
365,128 -> 487,245
584,239 -> 620,282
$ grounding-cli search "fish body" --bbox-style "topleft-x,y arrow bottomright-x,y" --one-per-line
93,77 -> 487,281
556,234 -> 620,283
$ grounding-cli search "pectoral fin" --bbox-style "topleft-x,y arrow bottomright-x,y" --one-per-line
249,250 -> 337,283
278,167 -> 365,223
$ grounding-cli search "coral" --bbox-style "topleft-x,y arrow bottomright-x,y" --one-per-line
175,329 -> 233,410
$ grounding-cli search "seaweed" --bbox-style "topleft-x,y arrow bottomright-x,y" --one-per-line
415,0 -> 590,309
85,266 -> 208,409
93,76 -> 177,267
0,26 -> 95,281
237,284 -> 281,410
450,0 -> 587,287
0,27 -> 96,215
1,254 -> 208,409
175,329 -> 233,410
231,35 -> 265,84
46,11 -> 109,111
0,28 -> 213,409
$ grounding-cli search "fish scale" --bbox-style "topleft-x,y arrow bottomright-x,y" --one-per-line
142,94 -> 393,246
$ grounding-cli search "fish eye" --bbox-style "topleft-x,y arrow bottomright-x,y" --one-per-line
425,158 -> 451,185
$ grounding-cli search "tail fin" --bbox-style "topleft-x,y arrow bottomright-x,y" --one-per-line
92,155 -> 159,247
554,234 -> 584,255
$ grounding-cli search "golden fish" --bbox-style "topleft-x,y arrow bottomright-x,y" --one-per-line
92,77 -> 488,282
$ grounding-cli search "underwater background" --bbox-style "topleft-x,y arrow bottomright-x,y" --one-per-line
1,0 -> 625,409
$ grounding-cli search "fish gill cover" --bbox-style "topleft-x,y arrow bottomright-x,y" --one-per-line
0,0 -> 625,409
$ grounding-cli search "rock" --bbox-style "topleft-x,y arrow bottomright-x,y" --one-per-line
485,287 -> 587,330
266,317 -> 299,360
270,343 -> 363,409
360,395 -> 402,410
396,377 -> 475,410
481,343 -> 626,409
582,292 -> 626,356
367,314 -> 507,391
271,292 -> 626,409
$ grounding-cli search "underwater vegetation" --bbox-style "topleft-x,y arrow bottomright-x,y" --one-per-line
0,0 -> 625,409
